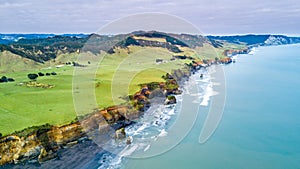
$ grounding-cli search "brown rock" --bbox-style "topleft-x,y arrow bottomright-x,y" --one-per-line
115,128 -> 126,140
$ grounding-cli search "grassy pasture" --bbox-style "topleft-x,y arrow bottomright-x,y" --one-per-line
0,45 -> 198,135
0,65 -> 77,135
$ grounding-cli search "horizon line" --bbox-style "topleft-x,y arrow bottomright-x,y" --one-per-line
0,31 -> 299,37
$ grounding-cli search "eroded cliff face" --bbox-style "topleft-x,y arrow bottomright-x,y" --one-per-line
0,122 -> 84,165
0,99 -> 138,165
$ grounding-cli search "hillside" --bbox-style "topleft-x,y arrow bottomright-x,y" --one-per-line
1,32 -> 299,67
0,31 -> 214,65
0,51 -> 42,73
0,36 -> 88,63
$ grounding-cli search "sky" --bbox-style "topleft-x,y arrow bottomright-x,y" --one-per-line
0,0 -> 299,35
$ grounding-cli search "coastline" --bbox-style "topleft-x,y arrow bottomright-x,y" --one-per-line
1,62 -> 212,168
4,44 -> 291,168
0,30 -> 299,168
86,65 -> 217,168
0,45 -> 249,167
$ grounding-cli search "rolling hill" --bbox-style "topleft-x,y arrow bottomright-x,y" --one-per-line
0,51 -> 42,73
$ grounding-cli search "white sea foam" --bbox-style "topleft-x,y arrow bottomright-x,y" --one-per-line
119,145 -> 139,157
129,123 -> 150,136
97,153 -> 122,169
200,84 -> 214,106
248,48 -> 256,55
144,145 -> 151,152
176,95 -> 183,102
151,136 -> 158,141
136,123 -> 148,132
232,55 -> 238,60
212,82 -> 221,86
190,93 -> 201,97
195,78 -> 210,83
192,99 -> 201,103
168,109 -> 175,115
158,129 -> 168,137
200,86 -> 219,106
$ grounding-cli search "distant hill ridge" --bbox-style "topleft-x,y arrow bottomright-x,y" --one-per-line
207,34 -> 300,46
0,34 -> 88,44
0,31 -> 299,64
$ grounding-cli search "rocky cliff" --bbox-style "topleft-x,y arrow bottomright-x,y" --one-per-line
0,122 -> 85,165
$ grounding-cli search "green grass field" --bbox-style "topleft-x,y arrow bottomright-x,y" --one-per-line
0,45 -> 199,136
0,65 -> 77,135
95,46 -> 185,108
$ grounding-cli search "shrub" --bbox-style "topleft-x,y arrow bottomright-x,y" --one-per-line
7,78 -> 15,82
27,73 -> 38,80
38,72 -> 45,76
46,73 -> 51,76
167,95 -> 176,100
0,76 -> 15,83
138,82 -> 160,91
51,72 -> 57,75
0,76 -> 8,82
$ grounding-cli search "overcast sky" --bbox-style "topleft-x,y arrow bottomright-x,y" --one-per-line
0,0 -> 299,35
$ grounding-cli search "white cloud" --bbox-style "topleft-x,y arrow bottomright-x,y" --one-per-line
0,1 -> 29,8
0,0 -> 299,34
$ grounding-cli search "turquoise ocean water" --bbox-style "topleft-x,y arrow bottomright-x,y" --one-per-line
121,44 -> 300,169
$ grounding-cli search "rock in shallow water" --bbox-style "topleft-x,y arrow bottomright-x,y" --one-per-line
164,95 -> 177,105
115,128 -> 126,140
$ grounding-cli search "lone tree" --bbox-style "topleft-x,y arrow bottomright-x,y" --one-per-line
27,73 -> 38,81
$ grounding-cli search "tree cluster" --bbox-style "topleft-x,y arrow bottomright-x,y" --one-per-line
27,72 -> 57,80
0,76 -> 15,83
